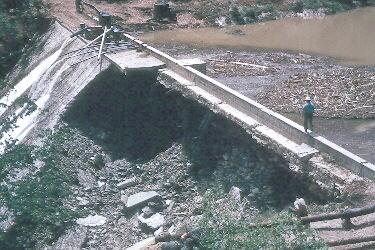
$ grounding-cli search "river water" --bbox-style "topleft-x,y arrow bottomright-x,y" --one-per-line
141,7 -> 375,66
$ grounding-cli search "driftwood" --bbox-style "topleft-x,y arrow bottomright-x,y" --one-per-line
327,235 -> 375,247
300,203 -> 375,224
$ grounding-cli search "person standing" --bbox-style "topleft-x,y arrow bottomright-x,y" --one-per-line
303,96 -> 315,133
75,0 -> 83,13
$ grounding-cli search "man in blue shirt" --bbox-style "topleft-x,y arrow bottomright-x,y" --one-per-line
303,96 -> 315,133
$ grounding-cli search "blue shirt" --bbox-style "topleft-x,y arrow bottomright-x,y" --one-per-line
303,102 -> 315,114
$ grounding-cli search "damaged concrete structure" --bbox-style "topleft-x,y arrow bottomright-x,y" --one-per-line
98,31 -> 375,195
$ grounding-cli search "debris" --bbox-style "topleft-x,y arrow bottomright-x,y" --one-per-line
229,186 -> 241,202
126,191 -> 161,209
126,237 -> 156,250
117,177 -> 137,189
138,213 -> 165,230
76,215 -> 107,227
154,226 -> 164,237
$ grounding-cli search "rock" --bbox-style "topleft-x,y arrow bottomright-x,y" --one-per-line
155,232 -> 172,243
76,215 -> 107,227
160,241 -> 181,250
154,226 -> 164,237
167,200 -> 174,211
121,194 -> 128,204
47,226 -> 87,250
229,186 -> 241,202
117,177 -> 137,189
126,237 -> 156,250
0,206 -> 14,231
148,201 -> 164,211
92,154 -> 105,169
77,169 -> 96,189
142,206 -> 154,218
138,213 -> 165,230
168,225 -> 176,235
76,197 -> 89,207
126,191 -> 161,209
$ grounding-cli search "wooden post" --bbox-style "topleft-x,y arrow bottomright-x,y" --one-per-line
300,203 -> 375,224
328,235 -> 375,247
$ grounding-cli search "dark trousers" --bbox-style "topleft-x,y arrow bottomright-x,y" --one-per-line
304,113 -> 313,132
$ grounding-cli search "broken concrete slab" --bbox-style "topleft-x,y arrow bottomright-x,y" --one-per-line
138,213 -> 165,230
76,215 -> 107,227
126,191 -> 161,209
117,177 -> 137,189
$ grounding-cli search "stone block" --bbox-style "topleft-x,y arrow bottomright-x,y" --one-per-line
117,177 -> 137,189
126,191 -> 161,209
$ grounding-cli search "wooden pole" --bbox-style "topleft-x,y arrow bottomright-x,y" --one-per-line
328,235 -> 375,247
300,204 -> 375,224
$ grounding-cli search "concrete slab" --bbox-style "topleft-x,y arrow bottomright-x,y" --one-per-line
126,191 -> 161,209
106,50 -> 165,73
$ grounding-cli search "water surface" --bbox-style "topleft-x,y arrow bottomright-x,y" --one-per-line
141,7 -> 375,65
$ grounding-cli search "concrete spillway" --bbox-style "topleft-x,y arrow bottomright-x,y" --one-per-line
0,23 -> 110,151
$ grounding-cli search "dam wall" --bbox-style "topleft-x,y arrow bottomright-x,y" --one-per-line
119,33 -> 375,181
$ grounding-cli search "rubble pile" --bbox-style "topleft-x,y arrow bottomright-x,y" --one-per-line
257,68 -> 375,118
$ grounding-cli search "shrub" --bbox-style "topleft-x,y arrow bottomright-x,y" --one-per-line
0,0 -> 50,89
198,189 -> 327,249
0,128 -> 85,249
230,4 -> 278,24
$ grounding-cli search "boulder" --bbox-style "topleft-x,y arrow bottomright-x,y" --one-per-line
117,177 -> 137,189
138,213 -> 165,230
76,215 -> 107,227
126,191 -> 161,209
229,186 -> 241,202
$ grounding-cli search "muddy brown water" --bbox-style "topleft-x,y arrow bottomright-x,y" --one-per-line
141,7 -> 375,66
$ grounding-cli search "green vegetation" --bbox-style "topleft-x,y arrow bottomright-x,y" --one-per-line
0,0 -> 49,90
0,128 -> 86,249
199,189 -> 327,249
230,4 -> 278,24
229,0 -> 374,25
289,0 -> 374,14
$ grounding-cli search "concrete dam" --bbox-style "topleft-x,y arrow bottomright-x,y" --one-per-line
1,20 -> 374,192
